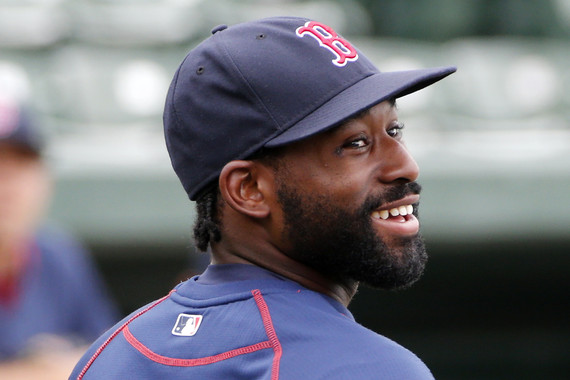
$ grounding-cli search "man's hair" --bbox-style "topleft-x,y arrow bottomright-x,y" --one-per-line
193,185 -> 222,252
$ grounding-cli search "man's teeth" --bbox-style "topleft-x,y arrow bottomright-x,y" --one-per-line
372,205 -> 414,220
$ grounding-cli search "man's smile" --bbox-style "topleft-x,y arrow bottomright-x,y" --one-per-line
370,195 -> 420,236
372,204 -> 414,220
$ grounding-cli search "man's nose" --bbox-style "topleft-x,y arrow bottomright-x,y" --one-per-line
376,139 -> 420,184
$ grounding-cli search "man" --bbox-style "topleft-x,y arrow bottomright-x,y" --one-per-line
70,16 -> 455,379
0,98 -> 119,372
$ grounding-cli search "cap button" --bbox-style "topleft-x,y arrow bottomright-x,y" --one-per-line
211,24 -> 228,35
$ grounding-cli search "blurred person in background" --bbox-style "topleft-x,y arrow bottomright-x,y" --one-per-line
0,96 -> 119,378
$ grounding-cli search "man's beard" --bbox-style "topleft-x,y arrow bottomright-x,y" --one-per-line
276,180 -> 427,291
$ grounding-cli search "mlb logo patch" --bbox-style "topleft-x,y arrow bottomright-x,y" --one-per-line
172,313 -> 203,337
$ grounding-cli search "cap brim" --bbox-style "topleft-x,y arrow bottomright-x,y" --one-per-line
264,65 -> 456,147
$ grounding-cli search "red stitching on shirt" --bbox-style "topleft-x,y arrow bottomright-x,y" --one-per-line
77,288 -> 283,378
124,324 -> 273,366
252,289 -> 282,380
75,290 -> 175,380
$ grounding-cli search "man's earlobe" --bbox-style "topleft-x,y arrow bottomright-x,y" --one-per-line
219,161 -> 270,218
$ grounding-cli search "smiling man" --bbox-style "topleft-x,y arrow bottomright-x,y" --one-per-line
262,101 -> 427,296
70,16 -> 455,380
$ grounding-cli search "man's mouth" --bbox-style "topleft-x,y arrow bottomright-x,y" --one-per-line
371,204 -> 414,220
368,194 -> 420,236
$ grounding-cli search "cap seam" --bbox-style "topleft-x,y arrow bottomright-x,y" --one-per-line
217,31 -> 283,134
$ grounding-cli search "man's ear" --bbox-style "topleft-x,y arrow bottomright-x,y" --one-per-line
219,160 -> 272,219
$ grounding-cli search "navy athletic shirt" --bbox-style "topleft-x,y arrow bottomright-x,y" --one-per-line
0,226 -> 119,359
70,264 -> 434,379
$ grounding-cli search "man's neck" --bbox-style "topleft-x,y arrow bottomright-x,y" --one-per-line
210,241 -> 358,307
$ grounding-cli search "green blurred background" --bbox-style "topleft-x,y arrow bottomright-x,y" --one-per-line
1,0 -> 568,378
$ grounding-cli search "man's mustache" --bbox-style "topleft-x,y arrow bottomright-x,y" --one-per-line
363,182 -> 422,213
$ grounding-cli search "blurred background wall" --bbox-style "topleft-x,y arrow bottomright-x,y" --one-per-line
0,0 -> 568,379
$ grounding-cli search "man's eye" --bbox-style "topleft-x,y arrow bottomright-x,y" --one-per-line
345,137 -> 369,149
336,136 -> 370,155
387,122 -> 405,138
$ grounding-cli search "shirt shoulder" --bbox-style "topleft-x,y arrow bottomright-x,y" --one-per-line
260,289 -> 435,379
70,269 -> 433,380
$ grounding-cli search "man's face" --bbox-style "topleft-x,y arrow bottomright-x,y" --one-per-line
270,101 -> 427,290
0,143 -> 50,240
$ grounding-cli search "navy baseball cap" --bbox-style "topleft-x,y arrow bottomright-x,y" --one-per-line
164,16 -> 456,200
0,99 -> 43,155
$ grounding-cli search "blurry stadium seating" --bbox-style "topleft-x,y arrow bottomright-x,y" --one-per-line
0,0 -> 68,48
65,0 -> 210,46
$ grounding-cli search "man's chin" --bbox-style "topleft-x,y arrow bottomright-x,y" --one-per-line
352,236 -> 428,290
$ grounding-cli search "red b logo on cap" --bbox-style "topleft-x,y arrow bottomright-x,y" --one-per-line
296,21 -> 358,67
